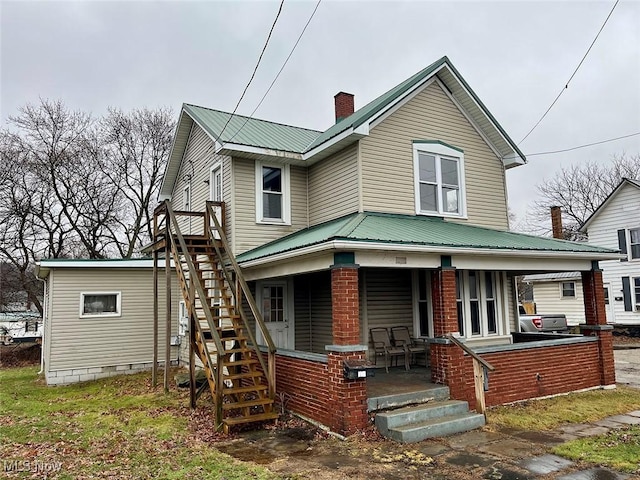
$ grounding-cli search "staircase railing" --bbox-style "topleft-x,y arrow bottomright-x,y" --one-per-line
205,201 -> 277,399
446,334 -> 495,416
164,201 -> 228,425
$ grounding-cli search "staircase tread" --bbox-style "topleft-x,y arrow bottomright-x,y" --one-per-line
223,384 -> 268,394
377,400 -> 469,416
390,412 -> 485,432
222,398 -> 273,410
225,371 -> 264,380
222,412 -> 279,425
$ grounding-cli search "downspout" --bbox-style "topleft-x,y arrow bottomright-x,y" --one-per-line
37,275 -> 47,375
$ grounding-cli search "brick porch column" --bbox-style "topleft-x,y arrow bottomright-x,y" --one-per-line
325,252 -> 368,435
581,263 -> 616,386
430,257 -> 466,400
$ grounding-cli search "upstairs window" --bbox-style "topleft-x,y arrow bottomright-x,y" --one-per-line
255,161 -> 290,224
630,228 -> 640,259
413,142 -> 465,217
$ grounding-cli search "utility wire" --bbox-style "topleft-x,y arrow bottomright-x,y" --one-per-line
524,131 -> 640,157
226,0 -> 322,145
518,0 -> 619,145
216,0 -> 285,143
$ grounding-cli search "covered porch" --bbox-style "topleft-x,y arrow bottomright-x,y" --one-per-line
239,212 -> 621,435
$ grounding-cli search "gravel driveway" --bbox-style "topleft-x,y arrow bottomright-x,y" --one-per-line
614,347 -> 640,389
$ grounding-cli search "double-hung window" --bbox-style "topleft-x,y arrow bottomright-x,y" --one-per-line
413,141 -> 465,217
561,282 -> 576,298
255,161 -> 290,224
630,228 -> 640,260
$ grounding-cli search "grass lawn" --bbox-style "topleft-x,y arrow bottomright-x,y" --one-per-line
0,367 -> 280,479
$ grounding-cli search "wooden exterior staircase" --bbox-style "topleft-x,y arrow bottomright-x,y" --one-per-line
151,200 -> 278,432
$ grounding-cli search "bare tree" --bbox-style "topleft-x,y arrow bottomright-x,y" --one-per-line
101,107 -> 174,257
0,99 -> 175,314
530,154 -> 640,240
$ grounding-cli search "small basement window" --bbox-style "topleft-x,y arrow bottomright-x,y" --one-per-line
80,292 -> 121,317
561,282 -> 576,298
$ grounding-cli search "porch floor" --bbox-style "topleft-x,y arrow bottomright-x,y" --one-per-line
366,366 -> 448,411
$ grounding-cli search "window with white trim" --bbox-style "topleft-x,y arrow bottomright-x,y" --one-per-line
455,270 -> 504,338
413,142 -> 465,217
630,228 -> 640,260
183,184 -> 191,211
80,292 -> 121,317
561,282 -> 576,298
634,277 -> 640,305
255,161 -> 290,224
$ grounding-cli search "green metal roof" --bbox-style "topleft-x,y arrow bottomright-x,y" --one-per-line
305,57 -> 449,150
184,104 -> 320,154
237,212 -> 618,263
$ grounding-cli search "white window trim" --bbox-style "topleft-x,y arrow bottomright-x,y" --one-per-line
413,142 -> 467,218
183,183 -> 191,211
255,161 -> 291,225
633,277 -> 640,306
79,291 -> 122,318
456,270 -> 506,339
560,281 -> 576,299
209,161 -> 223,202
412,270 -> 433,338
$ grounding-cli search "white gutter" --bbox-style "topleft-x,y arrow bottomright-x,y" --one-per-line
239,239 -> 623,269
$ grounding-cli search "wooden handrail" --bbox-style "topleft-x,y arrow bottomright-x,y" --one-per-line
445,334 -> 494,416
446,334 -> 495,371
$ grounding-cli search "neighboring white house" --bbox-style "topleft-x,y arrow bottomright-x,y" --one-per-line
35,259 -> 181,385
524,179 -> 640,327
580,178 -> 640,326
521,271 -> 586,327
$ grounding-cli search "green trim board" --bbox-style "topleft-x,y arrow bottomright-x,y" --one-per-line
237,211 -> 618,264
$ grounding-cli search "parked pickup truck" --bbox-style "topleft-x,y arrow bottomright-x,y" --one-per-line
518,306 -> 568,333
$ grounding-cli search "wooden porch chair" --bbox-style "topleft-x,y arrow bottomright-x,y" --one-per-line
370,327 -> 409,373
391,326 -> 428,368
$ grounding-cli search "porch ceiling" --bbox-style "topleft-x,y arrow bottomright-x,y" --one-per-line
237,212 -> 621,266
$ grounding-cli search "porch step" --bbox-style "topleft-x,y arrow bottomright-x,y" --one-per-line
375,400 -> 471,435
367,385 -> 450,412
384,411 -> 486,443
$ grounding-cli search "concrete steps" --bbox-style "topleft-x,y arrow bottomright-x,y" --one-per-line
374,396 -> 485,443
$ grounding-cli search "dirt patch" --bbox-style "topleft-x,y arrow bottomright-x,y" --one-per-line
0,343 -> 41,367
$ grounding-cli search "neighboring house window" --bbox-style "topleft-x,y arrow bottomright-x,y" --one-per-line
80,292 -> 121,317
456,270 -> 504,338
561,282 -> 576,298
255,161 -> 290,224
634,277 -> 640,305
413,142 -> 465,217
416,270 -> 430,337
630,228 -> 640,260
183,184 -> 191,211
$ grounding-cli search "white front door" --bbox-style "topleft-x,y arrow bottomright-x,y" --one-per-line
604,284 -> 616,324
258,281 -> 293,350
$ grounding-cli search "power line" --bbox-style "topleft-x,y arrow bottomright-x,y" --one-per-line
227,0 -> 322,145
518,0 -> 620,145
216,0 -> 285,143
524,131 -> 640,157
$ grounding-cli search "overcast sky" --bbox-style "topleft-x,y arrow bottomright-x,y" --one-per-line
2,0 -> 639,229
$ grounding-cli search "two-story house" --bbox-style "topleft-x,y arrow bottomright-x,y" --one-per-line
152,56 -> 619,438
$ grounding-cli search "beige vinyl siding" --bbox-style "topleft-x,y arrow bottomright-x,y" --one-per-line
359,81 -> 509,229
531,280 -> 585,326
293,271 -> 332,354
308,144 -> 359,225
171,123 -> 232,242
47,268 -> 180,370
363,268 -> 413,339
232,158 -> 308,255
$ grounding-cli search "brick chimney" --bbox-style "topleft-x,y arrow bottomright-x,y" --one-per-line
551,206 -> 563,239
334,92 -> 354,123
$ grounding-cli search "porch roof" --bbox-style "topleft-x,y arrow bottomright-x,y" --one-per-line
236,212 -> 620,264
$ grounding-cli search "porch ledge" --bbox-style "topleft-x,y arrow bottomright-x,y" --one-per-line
473,335 -> 598,355
579,325 -> 614,331
258,346 -> 328,364
325,344 -> 368,353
